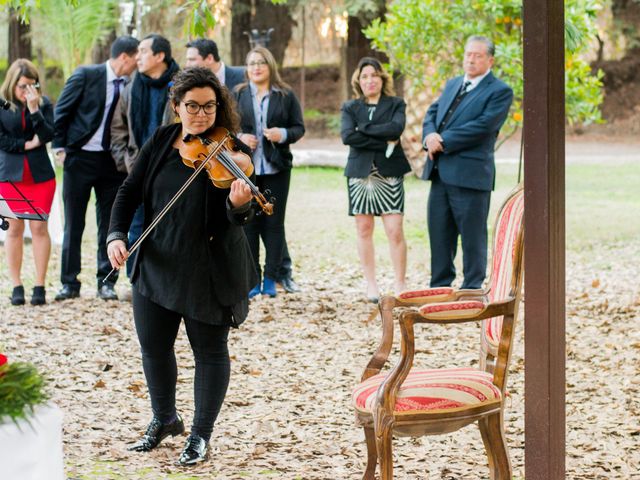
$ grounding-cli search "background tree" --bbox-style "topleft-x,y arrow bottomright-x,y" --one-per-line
363,0 -> 604,163
8,8 -> 31,63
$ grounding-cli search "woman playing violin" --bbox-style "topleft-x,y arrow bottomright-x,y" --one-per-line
106,67 -> 257,466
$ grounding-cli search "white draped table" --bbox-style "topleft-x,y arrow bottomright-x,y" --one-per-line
0,403 -> 64,480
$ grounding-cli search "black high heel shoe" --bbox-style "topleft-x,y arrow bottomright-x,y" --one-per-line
127,414 -> 185,452
10,286 -> 25,306
31,286 -> 46,306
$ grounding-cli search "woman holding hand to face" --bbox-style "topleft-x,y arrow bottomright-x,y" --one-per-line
0,59 -> 56,306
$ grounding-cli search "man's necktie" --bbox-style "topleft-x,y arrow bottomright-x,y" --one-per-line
101,78 -> 123,151
438,80 -> 473,132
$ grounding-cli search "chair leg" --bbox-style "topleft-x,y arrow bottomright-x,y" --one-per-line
362,427 -> 378,480
479,412 -> 512,480
375,425 -> 394,480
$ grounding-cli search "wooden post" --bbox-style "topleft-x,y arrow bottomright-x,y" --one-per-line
523,0 -> 566,479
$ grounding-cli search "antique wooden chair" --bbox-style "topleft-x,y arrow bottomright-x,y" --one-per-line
351,184 -> 524,480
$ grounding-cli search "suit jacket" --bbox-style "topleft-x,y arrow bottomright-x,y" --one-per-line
108,123 -> 257,325
421,72 -> 513,191
110,73 -> 175,173
340,95 -> 411,178
224,65 -> 246,92
53,63 -> 109,152
234,86 -> 305,171
0,98 -> 55,183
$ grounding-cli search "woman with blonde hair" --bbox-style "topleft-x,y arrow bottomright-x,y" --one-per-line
234,46 -> 305,298
0,59 -> 56,305
340,57 -> 411,302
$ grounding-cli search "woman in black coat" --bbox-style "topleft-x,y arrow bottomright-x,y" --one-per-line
106,67 -> 256,466
0,59 -> 56,305
341,57 -> 412,302
234,46 -> 305,298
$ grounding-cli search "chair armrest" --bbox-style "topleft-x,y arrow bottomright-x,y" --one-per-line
396,287 -> 487,306
417,298 -> 515,324
360,295 -> 398,382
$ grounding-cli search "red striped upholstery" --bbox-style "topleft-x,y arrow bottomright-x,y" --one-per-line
419,300 -> 485,319
397,287 -> 455,303
352,368 -> 501,414
482,189 -> 525,350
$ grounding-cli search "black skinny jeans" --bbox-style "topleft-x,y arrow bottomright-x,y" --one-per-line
244,168 -> 291,281
132,287 -> 230,442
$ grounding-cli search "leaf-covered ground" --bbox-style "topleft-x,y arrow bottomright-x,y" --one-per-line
1,156 -> 639,479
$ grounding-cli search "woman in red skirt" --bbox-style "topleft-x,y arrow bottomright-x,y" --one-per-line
0,59 -> 56,305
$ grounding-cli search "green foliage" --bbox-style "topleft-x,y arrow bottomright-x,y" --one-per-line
32,0 -> 118,78
177,0 -> 217,38
364,0 -> 605,133
0,361 -> 48,423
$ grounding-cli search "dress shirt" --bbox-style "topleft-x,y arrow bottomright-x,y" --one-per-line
82,61 -> 128,152
248,82 -> 288,175
215,62 -> 226,86
463,69 -> 491,93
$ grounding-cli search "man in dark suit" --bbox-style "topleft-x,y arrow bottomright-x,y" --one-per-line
422,35 -> 513,290
184,38 -> 246,91
53,36 -> 139,301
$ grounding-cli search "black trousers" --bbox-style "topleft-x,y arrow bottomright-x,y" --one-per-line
244,169 -> 291,281
132,287 -> 230,442
60,150 -> 126,289
427,172 -> 491,289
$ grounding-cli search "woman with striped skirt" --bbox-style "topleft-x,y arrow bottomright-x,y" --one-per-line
340,57 -> 412,302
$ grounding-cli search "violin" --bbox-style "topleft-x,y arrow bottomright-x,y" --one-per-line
103,126 -> 274,284
179,126 -> 274,215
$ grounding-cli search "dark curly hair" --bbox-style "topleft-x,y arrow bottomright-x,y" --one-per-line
169,67 -> 240,133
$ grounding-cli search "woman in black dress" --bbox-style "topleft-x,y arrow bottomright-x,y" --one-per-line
106,67 -> 257,465
341,57 -> 412,302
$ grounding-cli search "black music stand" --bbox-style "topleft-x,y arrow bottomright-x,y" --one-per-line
0,180 -> 48,231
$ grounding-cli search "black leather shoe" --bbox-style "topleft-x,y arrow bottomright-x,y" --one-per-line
54,285 -> 80,301
280,275 -> 301,293
97,284 -> 118,300
177,434 -> 208,466
127,415 -> 185,452
30,286 -> 46,306
10,285 -> 25,306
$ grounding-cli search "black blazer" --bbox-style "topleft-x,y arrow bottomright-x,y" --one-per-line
341,95 -> 411,178
224,65 -> 246,92
234,86 -> 305,171
0,98 -> 55,183
108,123 -> 258,325
53,63 -> 108,151
421,72 -> 513,191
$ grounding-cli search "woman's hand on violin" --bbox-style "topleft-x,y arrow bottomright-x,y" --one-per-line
107,240 -> 129,269
229,179 -> 253,208
239,133 -> 259,150
263,127 -> 282,143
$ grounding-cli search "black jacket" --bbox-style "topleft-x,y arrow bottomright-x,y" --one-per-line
108,123 -> 258,326
53,63 -> 108,151
0,98 -> 55,183
341,95 -> 411,178
234,86 -> 305,171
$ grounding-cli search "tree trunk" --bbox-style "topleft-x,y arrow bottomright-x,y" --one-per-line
92,30 -> 117,64
231,0 -> 294,66
344,2 -> 388,99
8,10 -> 32,64
231,0 -> 252,66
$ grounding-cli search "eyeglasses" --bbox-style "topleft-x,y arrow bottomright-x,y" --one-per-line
247,60 -> 267,68
17,82 -> 40,90
182,101 -> 218,115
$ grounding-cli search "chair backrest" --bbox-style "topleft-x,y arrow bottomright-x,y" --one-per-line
480,185 -> 525,361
